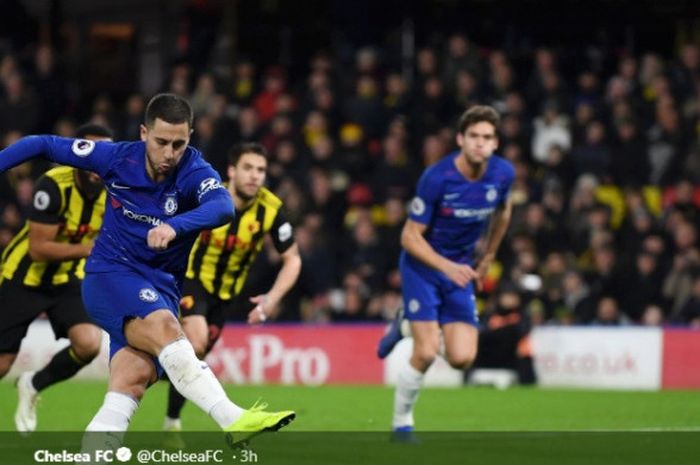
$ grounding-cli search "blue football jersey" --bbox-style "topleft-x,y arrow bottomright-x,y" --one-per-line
405,151 -> 515,265
0,136 -> 234,286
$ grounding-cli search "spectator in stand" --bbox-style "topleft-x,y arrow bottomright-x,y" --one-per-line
663,220 -> 700,318
677,273 -> 700,327
671,44 -> 699,102
611,118 -> 649,187
229,60 -> 257,106
254,66 -> 287,124
345,75 -> 385,138
119,93 -> 146,140
562,269 -> 597,323
32,45 -> 69,133
571,120 -> 612,180
235,106 -> 262,142
415,47 -> 440,89
647,99 -> 689,186
586,245 -> 624,304
413,75 -> 455,138
592,296 -> 630,326
453,69 -> 482,110
531,101 -> 572,164
641,303 -> 666,326
0,72 -> 39,134
383,72 -> 412,119
667,178 -> 699,228
370,134 -> 416,202
619,251 -> 666,322
442,33 -> 481,90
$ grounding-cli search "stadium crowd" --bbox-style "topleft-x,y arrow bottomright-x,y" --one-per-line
0,17 -> 698,332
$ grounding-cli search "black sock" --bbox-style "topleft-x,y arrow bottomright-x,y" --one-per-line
167,380 -> 187,419
31,346 -> 89,392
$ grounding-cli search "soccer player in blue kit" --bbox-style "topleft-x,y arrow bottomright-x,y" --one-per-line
382,105 -> 514,434
0,94 -> 294,441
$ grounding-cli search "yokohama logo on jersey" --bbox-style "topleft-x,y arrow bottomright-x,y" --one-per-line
121,207 -> 162,226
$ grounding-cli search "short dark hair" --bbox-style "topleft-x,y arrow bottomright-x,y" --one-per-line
76,123 -> 113,139
144,93 -> 193,129
228,142 -> 268,166
456,105 -> 501,134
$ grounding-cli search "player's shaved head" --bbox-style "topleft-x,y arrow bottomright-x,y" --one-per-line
144,93 -> 193,129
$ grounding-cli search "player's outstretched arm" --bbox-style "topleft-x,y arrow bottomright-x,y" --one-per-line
247,243 -> 302,324
0,136 -> 54,172
401,219 -> 478,288
0,135 -> 110,174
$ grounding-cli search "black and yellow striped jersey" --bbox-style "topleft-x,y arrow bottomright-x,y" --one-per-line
186,186 -> 294,300
1,166 -> 105,288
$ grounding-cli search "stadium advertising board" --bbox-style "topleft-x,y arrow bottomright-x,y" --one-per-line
12,321 -> 700,389
661,328 -> 700,389
532,327 -> 663,390
206,325 -> 385,385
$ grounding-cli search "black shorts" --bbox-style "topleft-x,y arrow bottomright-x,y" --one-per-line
180,278 -> 235,351
0,279 -> 92,353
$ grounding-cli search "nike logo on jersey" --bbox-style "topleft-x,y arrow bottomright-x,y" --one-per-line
110,182 -> 131,190
443,192 -> 460,200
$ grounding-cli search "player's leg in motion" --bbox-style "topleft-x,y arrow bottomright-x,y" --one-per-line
442,322 -> 478,372
377,306 -> 406,359
128,309 -> 294,438
86,346 -> 154,432
81,346 -> 154,457
16,323 -> 102,432
164,314 -> 210,431
82,269 -> 294,446
392,321 -> 440,432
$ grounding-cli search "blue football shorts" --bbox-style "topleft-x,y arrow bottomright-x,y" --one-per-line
82,269 -> 180,375
399,254 -> 479,327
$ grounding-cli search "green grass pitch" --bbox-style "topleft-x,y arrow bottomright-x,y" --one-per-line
1,381 -> 699,464
1,380 -> 698,432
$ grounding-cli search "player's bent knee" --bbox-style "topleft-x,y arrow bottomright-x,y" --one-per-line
190,339 -> 208,359
128,310 -> 185,353
412,345 -> 439,367
182,316 -> 208,358
68,323 -> 102,354
446,354 -> 476,370
71,331 -> 103,361
111,364 -> 155,401
149,311 -> 184,339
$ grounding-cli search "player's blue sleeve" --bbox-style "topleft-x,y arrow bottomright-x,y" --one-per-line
408,167 -> 441,224
0,135 -> 115,176
165,169 -> 234,235
496,160 -> 516,207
